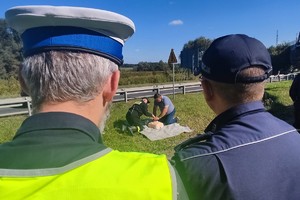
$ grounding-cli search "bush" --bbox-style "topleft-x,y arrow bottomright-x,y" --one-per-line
0,70 -> 199,98
119,69 -> 198,86
0,77 -> 20,98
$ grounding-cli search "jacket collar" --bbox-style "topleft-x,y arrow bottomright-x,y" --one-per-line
14,112 -> 102,143
205,101 -> 266,133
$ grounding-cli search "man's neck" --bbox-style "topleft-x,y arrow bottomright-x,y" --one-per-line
39,98 -> 104,126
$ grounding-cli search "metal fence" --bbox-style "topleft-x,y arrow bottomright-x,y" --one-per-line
0,82 -> 202,117
0,73 -> 297,117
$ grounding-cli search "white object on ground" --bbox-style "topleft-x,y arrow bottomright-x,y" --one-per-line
148,121 -> 164,129
141,123 -> 193,141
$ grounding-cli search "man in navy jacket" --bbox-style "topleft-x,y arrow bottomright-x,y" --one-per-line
172,34 -> 300,200
289,73 -> 300,129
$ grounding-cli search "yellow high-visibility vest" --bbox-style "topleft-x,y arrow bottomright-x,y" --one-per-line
0,149 -> 176,200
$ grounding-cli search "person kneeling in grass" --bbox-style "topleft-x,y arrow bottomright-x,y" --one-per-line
125,97 -> 158,134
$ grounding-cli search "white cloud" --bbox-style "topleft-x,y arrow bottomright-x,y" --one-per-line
169,20 -> 183,26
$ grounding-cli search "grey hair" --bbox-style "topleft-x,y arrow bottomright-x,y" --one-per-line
21,51 -> 118,113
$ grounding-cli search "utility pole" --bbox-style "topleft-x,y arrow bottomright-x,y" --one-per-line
276,30 -> 278,46
168,48 -> 178,99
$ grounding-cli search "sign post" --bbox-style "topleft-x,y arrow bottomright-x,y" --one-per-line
168,49 -> 178,99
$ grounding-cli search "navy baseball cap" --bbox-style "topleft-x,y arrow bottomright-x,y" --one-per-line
201,34 -> 272,83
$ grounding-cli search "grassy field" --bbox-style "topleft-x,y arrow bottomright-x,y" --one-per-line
0,80 -> 294,158
0,69 -> 198,98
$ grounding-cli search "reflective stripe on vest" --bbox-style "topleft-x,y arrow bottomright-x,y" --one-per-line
0,149 -> 176,200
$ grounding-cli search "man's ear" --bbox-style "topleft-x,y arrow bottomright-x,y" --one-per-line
202,79 -> 214,101
102,70 -> 120,105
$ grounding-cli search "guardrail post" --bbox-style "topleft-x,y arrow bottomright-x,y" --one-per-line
291,74 -> 295,80
183,85 -> 186,94
153,88 -> 160,94
124,92 -> 128,102
26,97 -> 32,116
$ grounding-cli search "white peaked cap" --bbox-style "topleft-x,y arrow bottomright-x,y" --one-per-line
5,5 -> 136,65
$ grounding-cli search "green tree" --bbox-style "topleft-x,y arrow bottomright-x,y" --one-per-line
0,19 -> 22,79
268,42 -> 293,74
268,42 -> 290,56
182,36 -> 212,52
180,36 -> 212,74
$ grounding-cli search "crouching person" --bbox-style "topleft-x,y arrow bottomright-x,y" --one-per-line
125,97 -> 158,134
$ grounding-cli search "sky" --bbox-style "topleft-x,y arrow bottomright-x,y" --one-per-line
1,0 -> 300,64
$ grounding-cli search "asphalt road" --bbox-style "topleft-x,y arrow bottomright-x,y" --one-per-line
0,104 -> 29,117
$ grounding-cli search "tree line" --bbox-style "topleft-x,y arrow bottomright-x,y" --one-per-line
0,18 -> 296,80
180,36 -> 295,75
0,19 -> 22,79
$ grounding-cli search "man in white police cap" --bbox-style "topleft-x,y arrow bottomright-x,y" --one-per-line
0,5 -> 187,199
172,34 -> 300,200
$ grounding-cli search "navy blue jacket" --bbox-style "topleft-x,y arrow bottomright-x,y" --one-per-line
172,101 -> 300,200
290,74 -> 300,102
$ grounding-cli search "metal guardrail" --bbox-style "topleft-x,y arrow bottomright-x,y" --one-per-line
0,82 -> 202,117
0,73 -> 298,117
0,97 -> 32,117
268,73 -> 298,82
114,82 -> 202,102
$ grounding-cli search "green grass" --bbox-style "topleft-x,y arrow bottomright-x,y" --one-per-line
0,115 -> 26,143
0,71 -> 199,98
0,78 -> 21,98
0,80 -> 295,158
118,70 -> 198,87
264,81 -> 294,123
